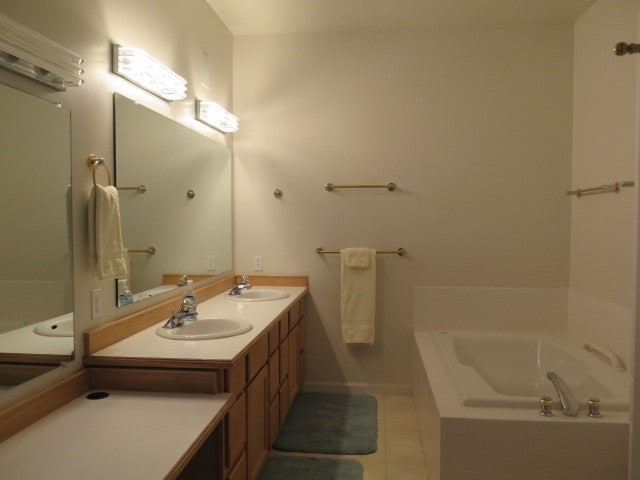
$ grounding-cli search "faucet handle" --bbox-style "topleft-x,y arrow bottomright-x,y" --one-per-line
180,297 -> 195,312
240,274 -> 250,285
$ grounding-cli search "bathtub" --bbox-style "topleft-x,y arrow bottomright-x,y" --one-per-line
432,331 -> 628,411
412,330 -> 629,480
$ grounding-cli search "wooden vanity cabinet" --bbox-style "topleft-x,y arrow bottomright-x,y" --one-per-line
225,297 -> 305,480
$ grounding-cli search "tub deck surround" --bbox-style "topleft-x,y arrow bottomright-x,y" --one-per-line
0,370 -> 234,480
432,331 -> 629,411
412,331 -> 629,480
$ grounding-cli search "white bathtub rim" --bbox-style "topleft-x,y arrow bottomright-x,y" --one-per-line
412,331 -> 630,424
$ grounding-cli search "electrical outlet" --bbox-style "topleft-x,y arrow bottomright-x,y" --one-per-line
91,288 -> 102,319
253,255 -> 263,271
207,255 -> 216,271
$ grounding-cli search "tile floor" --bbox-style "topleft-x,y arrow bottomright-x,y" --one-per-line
269,394 -> 429,480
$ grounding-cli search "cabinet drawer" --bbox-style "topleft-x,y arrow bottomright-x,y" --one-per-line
268,322 -> 279,356
247,334 -> 268,383
288,301 -> 301,331
278,312 -> 288,342
227,356 -> 247,393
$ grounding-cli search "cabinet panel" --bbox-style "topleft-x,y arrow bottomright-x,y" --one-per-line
226,392 -> 246,471
279,336 -> 289,383
227,356 -> 247,394
288,325 -> 300,403
298,318 -> 304,354
247,367 -> 268,480
268,351 -> 279,401
268,395 -> 280,447
226,452 -> 246,480
299,350 -> 305,387
279,377 -> 289,425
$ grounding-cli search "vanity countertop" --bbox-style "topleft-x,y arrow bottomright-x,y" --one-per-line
90,286 -> 307,364
0,389 -> 233,480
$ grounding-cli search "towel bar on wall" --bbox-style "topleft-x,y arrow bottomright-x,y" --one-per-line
315,247 -> 405,256
565,181 -> 634,198
129,247 -> 157,254
324,182 -> 396,192
117,184 -> 147,193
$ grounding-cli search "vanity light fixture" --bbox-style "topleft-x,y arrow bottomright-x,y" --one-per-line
0,13 -> 84,90
196,99 -> 239,133
112,44 -> 187,101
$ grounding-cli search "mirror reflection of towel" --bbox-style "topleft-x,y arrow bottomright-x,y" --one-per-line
340,248 -> 376,345
88,185 -> 128,280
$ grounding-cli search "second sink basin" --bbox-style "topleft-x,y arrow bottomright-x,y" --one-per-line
33,314 -> 74,337
156,318 -> 253,340
226,288 -> 290,302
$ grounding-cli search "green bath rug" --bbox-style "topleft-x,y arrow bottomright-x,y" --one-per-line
258,455 -> 363,480
273,392 -> 378,455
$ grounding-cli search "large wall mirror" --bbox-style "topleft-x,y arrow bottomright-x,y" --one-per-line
0,83 -> 74,393
114,94 -> 232,306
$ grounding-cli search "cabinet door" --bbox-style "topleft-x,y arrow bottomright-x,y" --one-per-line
226,452 -> 246,480
268,351 -> 280,401
226,392 -> 246,471
268,395 -> 280,447
247,366 -> 268,480
288,324 -> 300,403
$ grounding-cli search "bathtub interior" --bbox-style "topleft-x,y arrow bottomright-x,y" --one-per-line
434,331 -> 629,410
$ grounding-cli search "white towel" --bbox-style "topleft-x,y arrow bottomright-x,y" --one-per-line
88,185 -> 128,280
340,248 -> 376,345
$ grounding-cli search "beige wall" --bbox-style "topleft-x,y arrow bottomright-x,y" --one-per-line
0,0 -> 233,409
569,0 -> 639,372
233,26 -> 574,392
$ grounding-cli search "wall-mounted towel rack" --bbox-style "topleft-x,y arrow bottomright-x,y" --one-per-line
315,247 -> 405,256
118,184 -> 147,193
129,246 -> 157,255
566,181 -> 634,198
324,182 -> 396,192
87,154 -> 111,187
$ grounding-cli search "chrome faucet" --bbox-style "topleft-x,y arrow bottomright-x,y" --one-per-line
547,371 -> 579,416
162,297 -> 198,329
229,275 -> 252,296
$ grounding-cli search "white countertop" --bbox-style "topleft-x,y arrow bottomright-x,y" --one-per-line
92,286 -> 306,362
0,390 -> 232,480
0,315 -> 74,357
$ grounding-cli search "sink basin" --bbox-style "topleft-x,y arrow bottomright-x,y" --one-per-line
225,288 -> 290,302
156,318 -> 253,340
33,314 -> 74,337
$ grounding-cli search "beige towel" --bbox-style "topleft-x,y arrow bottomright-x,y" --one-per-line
340,248 -> 376,345
88,185 -> 128,280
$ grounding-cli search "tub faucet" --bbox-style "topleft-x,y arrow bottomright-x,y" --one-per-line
547,371 -> 579,416
162,297 -> 198,329
229,275 -> 252,296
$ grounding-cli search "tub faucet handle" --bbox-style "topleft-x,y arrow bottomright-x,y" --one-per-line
539,396 -> 553,417
588,397 -> 601,418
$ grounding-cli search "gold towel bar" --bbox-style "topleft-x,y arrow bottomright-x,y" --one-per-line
118,184 -> 147,193
315,247 -> 405,256
324,182 -> 396,192
129,247 -> 157,255
566,181 -> 634,198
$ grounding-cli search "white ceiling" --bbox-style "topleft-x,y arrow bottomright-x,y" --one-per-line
206,0 -> 597,36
